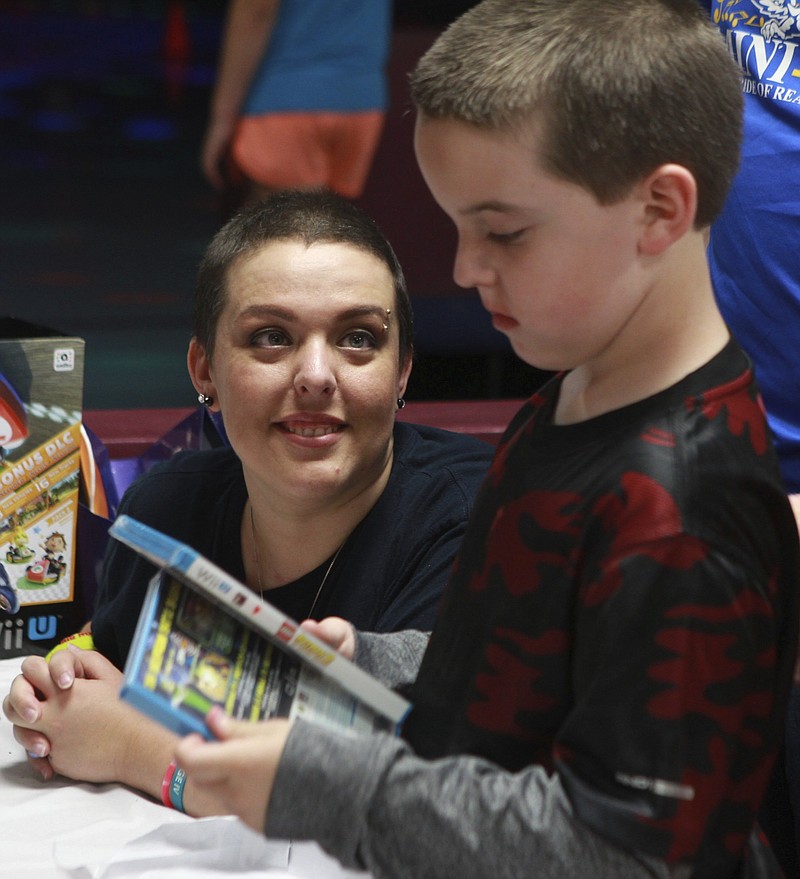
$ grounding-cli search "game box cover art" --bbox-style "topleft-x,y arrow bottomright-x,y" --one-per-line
133,576 -> 303,731
115,515 -> 411,739
0,318 -> 85,658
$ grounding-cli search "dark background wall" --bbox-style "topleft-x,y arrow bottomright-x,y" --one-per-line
1,1 -> 542,409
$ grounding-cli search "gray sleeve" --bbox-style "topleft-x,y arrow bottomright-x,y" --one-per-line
352,630 -> 429,689
266,721 -> 686,879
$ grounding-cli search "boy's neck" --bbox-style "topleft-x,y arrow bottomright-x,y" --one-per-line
554,236 -> 729,426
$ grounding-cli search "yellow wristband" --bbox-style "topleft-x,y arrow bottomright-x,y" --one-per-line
45,632 -> 95,662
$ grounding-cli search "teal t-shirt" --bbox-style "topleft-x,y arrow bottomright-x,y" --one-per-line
243,0 -> 392,114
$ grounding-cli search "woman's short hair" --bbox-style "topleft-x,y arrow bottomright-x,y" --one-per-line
194,189 -> 413,362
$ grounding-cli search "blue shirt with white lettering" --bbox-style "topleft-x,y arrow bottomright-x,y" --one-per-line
701,0 -> 800,490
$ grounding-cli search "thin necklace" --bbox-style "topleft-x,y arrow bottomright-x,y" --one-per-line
249,503 -> 345,619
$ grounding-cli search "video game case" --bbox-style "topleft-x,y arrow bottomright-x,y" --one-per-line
111,515 -> 410,739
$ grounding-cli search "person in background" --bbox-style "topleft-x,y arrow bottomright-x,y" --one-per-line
699,2 -> 800,871
2,189 -> 493,803
157,2 -> 796,876
201,0 -> 392,209
699,0 -> 800,500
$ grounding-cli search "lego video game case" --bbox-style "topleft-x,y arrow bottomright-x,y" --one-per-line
113,515 -> 411,739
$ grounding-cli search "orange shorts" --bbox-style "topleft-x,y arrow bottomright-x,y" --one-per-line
231,111 -> 384,198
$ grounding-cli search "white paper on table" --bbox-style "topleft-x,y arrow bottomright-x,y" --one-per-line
0,766 -> 192,879
54,815 -> 370,879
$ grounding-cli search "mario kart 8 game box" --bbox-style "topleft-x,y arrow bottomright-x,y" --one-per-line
0,318 -> 85,658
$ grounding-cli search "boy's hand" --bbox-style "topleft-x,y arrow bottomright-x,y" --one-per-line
299,616 -> 356,660
175,706 -> 290,830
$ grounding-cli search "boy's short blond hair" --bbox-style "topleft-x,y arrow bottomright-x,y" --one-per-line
410,0 -> 742,227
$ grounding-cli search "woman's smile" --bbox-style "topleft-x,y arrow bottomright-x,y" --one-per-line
280,422 -> 345,438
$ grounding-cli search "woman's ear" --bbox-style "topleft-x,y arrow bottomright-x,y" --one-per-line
397,353 -> 413,403
637,163 -> 698,257
187,337 -> 218,409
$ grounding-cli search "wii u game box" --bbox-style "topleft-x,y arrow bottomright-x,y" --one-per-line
0,318 -> 86,657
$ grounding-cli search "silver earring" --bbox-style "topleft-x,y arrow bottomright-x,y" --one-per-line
397,398 -> 406,410
198,393 -> 213,406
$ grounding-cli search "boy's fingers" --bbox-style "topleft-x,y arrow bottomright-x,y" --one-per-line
204,706 -> 278,741
299,617 -> 354,656
216,715 -> 291,745
204,705 -> 233,740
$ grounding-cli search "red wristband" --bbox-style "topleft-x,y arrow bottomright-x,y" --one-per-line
161,760 -> 178,808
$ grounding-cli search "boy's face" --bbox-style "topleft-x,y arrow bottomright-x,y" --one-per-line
414,116 -> 649,372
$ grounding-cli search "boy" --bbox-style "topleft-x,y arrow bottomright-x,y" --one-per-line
62,1 -> 800,876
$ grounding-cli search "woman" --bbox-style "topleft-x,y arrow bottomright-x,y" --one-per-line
4,190 -> 493,794
92,188 -> 491,669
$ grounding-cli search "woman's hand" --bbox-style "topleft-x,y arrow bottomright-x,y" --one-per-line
176,707 -> 291,831
2,647 -> 168,789
300,616 -> 356,660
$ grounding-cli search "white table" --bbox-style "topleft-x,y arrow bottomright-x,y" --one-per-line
0,657 -> 368,879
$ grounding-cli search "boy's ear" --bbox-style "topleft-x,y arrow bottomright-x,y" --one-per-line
187,337 -> 218,409
637,164 -> 698,256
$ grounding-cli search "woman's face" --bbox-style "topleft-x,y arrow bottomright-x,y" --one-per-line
190,239 -> 411,509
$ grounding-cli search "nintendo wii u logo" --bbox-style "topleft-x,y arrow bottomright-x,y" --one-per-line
2,615 -> 57,651
29,615 -> 58,641
2,619 -> 24,651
